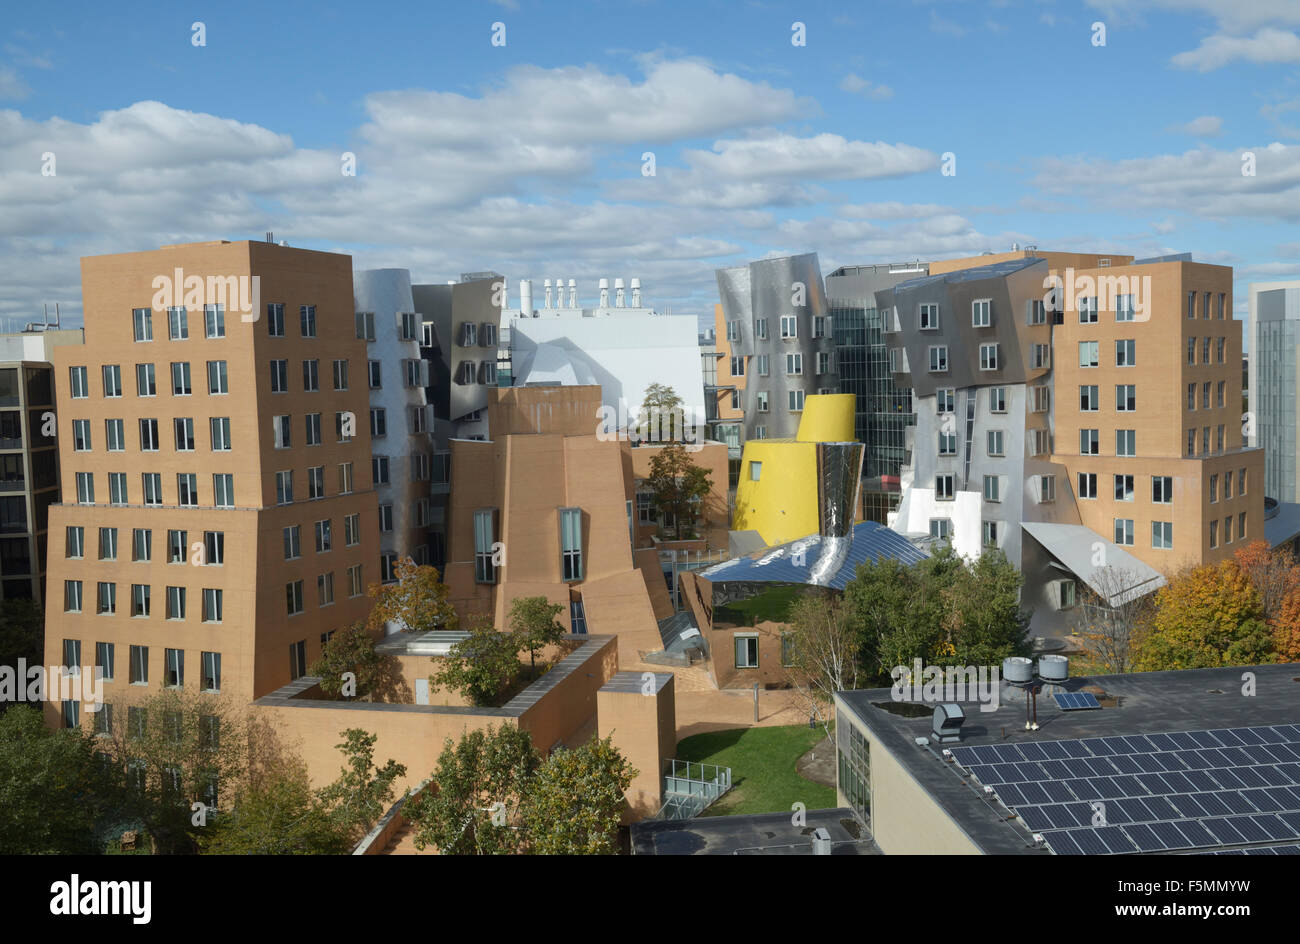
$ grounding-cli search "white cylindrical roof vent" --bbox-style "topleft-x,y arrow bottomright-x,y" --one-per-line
567,278 -> 577,308
1003,656 -> 1034,683
599,278 -> 610,307
542,278 -> 552,308
519,279 -> 533,316
1038,654 -> 1069,682
614,277 -> 625,307
631,277 -> 641,307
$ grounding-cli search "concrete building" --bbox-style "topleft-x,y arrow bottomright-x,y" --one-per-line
354,269 -> 434,584
833,662 -> 1300,855
882,249 -> 1263,632
0,327 -> 83,601
716,253 -> 835,443
1248,280 -> 1300,503
44,239 -> 380,726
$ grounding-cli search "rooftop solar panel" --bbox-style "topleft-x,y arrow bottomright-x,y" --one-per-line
1044,831 -> 1084,855
1123,823 -> 1165,852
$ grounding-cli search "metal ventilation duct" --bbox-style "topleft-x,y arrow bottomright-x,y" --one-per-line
808,441 -> 864,586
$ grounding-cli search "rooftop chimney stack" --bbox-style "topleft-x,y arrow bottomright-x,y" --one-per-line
543,279 -> 552,309
631,277 -> 641,308
520,279 -> 533,317
599,278 -> 610,308
567,278 -> 577,309
614,277 -> 625,308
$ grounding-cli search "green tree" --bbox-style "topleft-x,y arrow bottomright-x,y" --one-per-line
308,622 -> 401,700
945,549 -> 1031,667
200,765 -> 351,855
405,725 -> 540,855
636,382 -> 686,444
0,598 -> 42,715
0,705 -> 108,853
509,596 -> 566,674
368,558 -> 457,635
1134,559 -> 1274,670
523,736 -> 636,855
645,442 -> 712,539
315,729 -> 407,842
785,590 -> 861,732
431,618 -> 522,706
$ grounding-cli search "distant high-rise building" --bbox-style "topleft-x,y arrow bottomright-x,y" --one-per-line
1248,280 -> 1300,503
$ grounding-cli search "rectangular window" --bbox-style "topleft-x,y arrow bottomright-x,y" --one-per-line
213,474 -> 234,508
1114,518 -> 1135,546
344,513 -> 360,546
177,473 -> 198,506
96,642 -> 115,681
273,414 -> 291,449
756,391 -> 769,413
474,509 -> 498,583
167,529 -> 187,563
102,364 -> 122,398
1225,515 -> 1233,544
347,564 -> 363,598
129,645 -> 148,685
314,519 -> 332,553
64,580 -> 83,613
1115,294 -> 1135,322
1209,473 -> 1219,503
370,408 -> 386,439
1149,521 -> 1173,549
266,303 -> 285,337
99,527 -> 118,561
1209,519 -> 1219,549
972,299 -> 991,327
206,360 -> 228,395
1079,385 -> 1099,411
276,470 -> 293,505
734,635 -> 759,669
133,528 -> 152,562
788,389 -> 805,412
1080,429 -> 1099,455
1187,292 -> 1196,319
174,417 -> 195,451
202,530 -> 223,566
133,308 -> 153,342
286,580 -> 304,616
305,413 -> 322,447
560,507 -> 583,581
105,419 -> 125,451
165,648 -> 184,687
1240,511 -> 1247,539
983,474 -> 1000,502
929,346 -> 948,372
69,366 -> 88,398
131,583 -> 151,618
108,472 -> 127,505
72,419 -> 91,451
979,343 -> 999,370
1078,473 -> 1097,499
1114,474 -> 1134,502
166,586 -> 186,621
204,304 -> 225,339
982,521 -> 999,548
210,416 -> 232,452
300,305 -> 317,338
1115,339 -> 1135,366
756,354 -> 770,376
1028,299 -> 1046,325
372,457 -> 389,485
317,572 -> 334,606
989,387 -> 1007,412
378,504 -> 393,532
1116,429 -> 1136,457
937,388 -> 955,413
283,525 -> 301,560
1039,474 -> 1056,503
76,472 -> 94,504
167,307 -> 189,341
1031,344 -> 1050,369
938,430 -> 957,456
780,315 -> 798,339
201,651 -> 221,692
302,359 -> 320,393
66,526 -> 85,559
1078,341 -> 1099,368
785,353 -> 802,375
356,311 -> 376,341
935,474 -> 954,500
171,362 -> 191,396
1078,296 -> 1098,324
919,304 -> 939,330
1116,384 -> 1136,412
725,321 -> 739,342
929,519 -> 952,540
338,462 -> 354,495
986,430 -> 1004,456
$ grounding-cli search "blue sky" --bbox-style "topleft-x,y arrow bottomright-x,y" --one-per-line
2,0 -> 1300,336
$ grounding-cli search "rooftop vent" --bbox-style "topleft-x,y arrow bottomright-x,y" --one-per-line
931,703 -> 965,743
1038,654 -> 1068,682
812,827 -> 832,855
1003,657 -> 1034,684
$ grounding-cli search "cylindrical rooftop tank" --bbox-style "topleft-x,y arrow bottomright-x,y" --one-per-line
1003,656 -> 1034,683
1038,654 -> 1069,682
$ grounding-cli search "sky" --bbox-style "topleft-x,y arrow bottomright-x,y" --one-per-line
2,0 -> 1300,337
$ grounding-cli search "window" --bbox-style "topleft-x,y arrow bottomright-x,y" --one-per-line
1031,344 -> 1050,369
266,303 -> 285,337
133,528 -> 152,562
213,474 -> 234,508
66,526 -> 84,559
1187,383 -> 1198,411
1216,381 -> 1226,409
935,474 -> 954,500
929,519 -> 952,540
459,321 -> 477,347
479,321 -> 497,347
99,527 -> 118,561
1239,468 -> 1247,495
272,414 -> 291,449
1079,385 -> 1099,411
107,472 -> 127,505
300,359 -> 320,393
1078,296 -> 1098,324
1225,515 -> 1234,544
69,366 -> 88,398
780,315 -> 798,339
1116,429 -> 1136,457
1078,341 -> 1099,368
163,648 -> 183,688
919,304 -> 939,330
133,308 -> 153,342
560,507 -> 583,581
1114,518 -> 1135,546
788,389 -> 805,412
755,391 -> 769,413
166,529 -> 187,564
1187,429 -> 1197,456
370,408 -> 386,439
138,417 -> 159,451
989,387 -> 1007,413
1225,471 -> 1233,500
275,470 -> 293,505
1080,428 -> 1099,455
1029,428 -> 1050,456
1078,473 -> 1097,499
754,318 -> 768,340
1116,294 -> 1135,322
76,472 -> 94,504
1187,337 -> 1196,366
972,299 -> 991,327
105,418 -> 125,452
785,353 -> 802,375
286,580 -> 304,616
64,580 -> 83,613
129,645 -> 148,685
62,700 -> 80,730
1216,424 -> 1225,453
167,306 -> 189,340
200,530 -> 223,567
1240,511 -> 1247,540
207,416 -> 232,452
474,509 -> 498,583
1028,299 -> 1046,325
938,430 -> 957,455
204,304 -> 225,339
299,305 -> 317,338
1039,474 -> 1056,503
1116,339 -> 1135,367
812,316 -> 830,339
1032,385 -> 1051,413
734,635 -> 759,669
317,572 -> 334,606
177,473 -> 198,506
982,521 -> 999,548
381,553 -> 398,583
1152,476 -> 1173,504
378,504 -> 393,532
983,474 -> 1000,502
367,360 -> 383,390
1202,382 -> 1211,409
73,419 -> 91,451
1216,337 -> 1225,364
1202,337 -> 1211,364
310,475 -> 326,510
986,430 -> 1004,456
283,526 -> 301,561
410,404 -> 429,433
372,456 -> 390,485
756,354 -> 770,376
749,460 -> 763,482
1116,384 -> 1136,412
725,321 -> 739,342
331,359 -> 349,392
928,346 -> 948,372
979,343 -> 999,370
131,583 -> 151,617
347,563 -> 363,597
1209,519 -> 1219,549
102,364 -> 122,398
314,519 -> 332,553
174,417 -> 195,451
201,652 -> 221,692
338,462 -> 354,494
1114,474 -> 1134,502
269,358 -> 288,393
937,388 -> 955,413
96,642 -> 115,681
1187,291 -> 1196,319
171,362 -> 191,396
816,351 -> 832,375
141,472 -> 161,505
166,586 -> 186,621
304,412 -> 322,447
356,311 -> 375,341
1209,473 -> 1219,503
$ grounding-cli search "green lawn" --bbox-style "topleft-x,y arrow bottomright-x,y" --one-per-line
673,725 -> 836,817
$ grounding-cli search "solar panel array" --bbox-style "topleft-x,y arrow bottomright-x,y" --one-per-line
1054,692 -> 1101,711
948,724 -> 1300,855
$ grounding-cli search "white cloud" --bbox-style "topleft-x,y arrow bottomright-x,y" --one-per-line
0,66 -> 28,100
1171,115 -> 1224,136
1171,27 -> 1300,71
929,9 -> 966,36
840,74 -> 894,100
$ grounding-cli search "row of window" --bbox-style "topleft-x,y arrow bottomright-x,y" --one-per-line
282,516 -> 363,558
73,471 -> 234,507
472,507 -> 583,583
754,390 -> 810,413
60,640 -> 221,691
728,351 -> 834,378
1187,291 -> 1229,320
66,526 -> 225,564
453,360 -> 498,386
64,581 -> 226,622
1076,339 -> 1141,368
1185,425 -> 1232,457
726,315 -> 831,342
1186,337 -> 1230,366
451,320 -> 498,348
71,361 -> 236,399
284,567 -> 362,615
1187,381 -> 1230,411
74,417 -> 234,453
1077,385 -> 1138,412
130,306 -> 231,343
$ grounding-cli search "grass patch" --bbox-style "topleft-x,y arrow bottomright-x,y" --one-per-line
674,724 -> 836,817
712,584 -> 803,626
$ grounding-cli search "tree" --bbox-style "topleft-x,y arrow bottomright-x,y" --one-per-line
200,764 -> 350,855
100,688 -> 252,854
0,705 -> 109,853
1068,566 -> 1154,674
523,736 -> 636,855
785,590 -> 861,733
315,729 -> 407,842
1133,560 -> 1274,670
945,549 -> 1031,668
636,382 -> 686,444
1233,541 -> 1299,621
645,442 -> 712,539
1272,587 -> 1300,662
308,622 -> 403,701
0,598 -> 42,715
509,596 -> 566,674
367,558 -> 457,635
405,725 -> 539,855
430,618 -> 522,707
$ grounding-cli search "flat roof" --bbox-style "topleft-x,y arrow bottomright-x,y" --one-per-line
836,663 -> 1300,855
631,808 -> 879,855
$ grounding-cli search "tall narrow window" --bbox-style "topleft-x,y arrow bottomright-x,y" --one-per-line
474,509 -> 498,584
560,507 -> 583,581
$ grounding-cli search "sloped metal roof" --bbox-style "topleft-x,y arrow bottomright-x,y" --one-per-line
700,520 -> 928,591
1021,521 -> 1166,606
892,256 -> 1042,291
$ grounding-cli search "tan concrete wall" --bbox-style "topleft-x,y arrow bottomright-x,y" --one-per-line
598,676 -> 676,822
